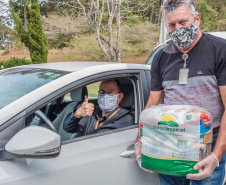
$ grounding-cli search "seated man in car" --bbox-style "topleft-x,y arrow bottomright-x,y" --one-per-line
63,80 -> 134,136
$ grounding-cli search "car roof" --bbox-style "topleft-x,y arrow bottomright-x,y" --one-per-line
207,31 -> 226,40
14,61 -> 136,72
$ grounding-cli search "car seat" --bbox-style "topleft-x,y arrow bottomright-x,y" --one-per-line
53,86 -> 88,141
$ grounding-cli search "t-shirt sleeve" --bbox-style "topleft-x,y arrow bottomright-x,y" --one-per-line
150,51 -> 163,91
216,44 -> 226,86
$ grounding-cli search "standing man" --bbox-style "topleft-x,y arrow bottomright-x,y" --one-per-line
146,0 -> 226,184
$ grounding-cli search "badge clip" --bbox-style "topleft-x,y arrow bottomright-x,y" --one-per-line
179,54 -> 189,85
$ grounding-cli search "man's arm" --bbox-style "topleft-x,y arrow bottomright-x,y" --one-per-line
134,91 -> 163,173
144,90 -> 164,109
63,115 -> 82,133
135,90 -> 163,144
187,86 -> 226,180
213,86 -> 226,160
63,95 -> 94,133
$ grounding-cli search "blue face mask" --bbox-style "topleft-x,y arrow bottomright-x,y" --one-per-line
98,94 -> 119,112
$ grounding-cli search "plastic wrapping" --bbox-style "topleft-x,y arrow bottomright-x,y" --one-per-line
136,105 -> 213,176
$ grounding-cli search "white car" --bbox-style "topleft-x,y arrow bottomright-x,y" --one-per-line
0,62 -> 159,185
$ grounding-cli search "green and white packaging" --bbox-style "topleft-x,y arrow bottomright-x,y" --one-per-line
138,105 -> 212,176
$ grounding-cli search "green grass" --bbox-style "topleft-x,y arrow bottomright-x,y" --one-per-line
0,50 -> 5,54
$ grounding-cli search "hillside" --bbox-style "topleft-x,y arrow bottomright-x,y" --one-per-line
0,48 -> 150,64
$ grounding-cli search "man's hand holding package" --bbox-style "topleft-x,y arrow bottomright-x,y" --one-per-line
74,95 -> 94,118
186,152 -> 219,180
134,142 -> 154,173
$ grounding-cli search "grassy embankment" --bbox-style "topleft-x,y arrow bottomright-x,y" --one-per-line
0,22 -> 159,64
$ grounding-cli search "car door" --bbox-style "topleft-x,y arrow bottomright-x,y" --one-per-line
0,69 -> 160,185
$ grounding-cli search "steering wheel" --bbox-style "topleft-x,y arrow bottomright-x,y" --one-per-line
35,110 -> 57,133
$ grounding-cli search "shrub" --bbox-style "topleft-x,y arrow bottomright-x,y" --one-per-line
124,15 -> 142,24
0,57 -> 32,69
43,13 -> 91,49
121,22 -> 159,56
70,34 -> 108,61
196,0 -> 218,32
13,39 -> 23,50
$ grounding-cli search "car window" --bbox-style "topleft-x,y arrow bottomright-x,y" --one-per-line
63,82 -> 101,102
25,77 -> 136,142
87,81 -> 101,99
146,40 -> 171,65
63,93 -> 72,102
146,45 -> 164,65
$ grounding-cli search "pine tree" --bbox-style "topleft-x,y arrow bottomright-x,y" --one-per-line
11,0 -> 48,63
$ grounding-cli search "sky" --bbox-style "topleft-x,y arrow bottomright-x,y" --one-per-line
2,0 -> 8,4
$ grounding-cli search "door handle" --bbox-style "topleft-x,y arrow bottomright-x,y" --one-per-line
120,150 -> 135,158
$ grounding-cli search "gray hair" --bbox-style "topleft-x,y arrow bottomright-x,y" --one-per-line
163,0 -> 198,17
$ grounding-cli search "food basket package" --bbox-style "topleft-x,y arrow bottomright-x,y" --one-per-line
137,105 -> 213,176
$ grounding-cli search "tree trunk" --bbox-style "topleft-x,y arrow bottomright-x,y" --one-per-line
217,20 -> 221,31
108,0 -> 114,62
157,9 -> 161,24
150,6 -> 154,23
22,0 -> 27,49
96,29 -> 110,61
157,0 -> 162,24
116,0 -> 121,63
8,43 -> 12,51
2,30 -> 5,49
23,0 -> 27,32
108,25 -> 114,62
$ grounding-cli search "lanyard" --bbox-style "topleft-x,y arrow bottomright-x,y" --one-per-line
95,107 -> 121,130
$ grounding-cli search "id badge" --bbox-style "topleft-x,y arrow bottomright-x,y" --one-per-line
179,68 -> 189,85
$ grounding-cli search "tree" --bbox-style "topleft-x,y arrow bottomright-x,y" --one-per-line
42,13 -> 90,48
74,0 -> 152,62
207,0 -> 226,31
196,0 -> 218,32
9,0 -> 28,31
0,0 -> 14,50
11,0 -> 48,64
75,0 -> 122,62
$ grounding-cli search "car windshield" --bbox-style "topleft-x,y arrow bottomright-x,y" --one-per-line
146,45 -> 164,65
0,68 -> 68,109
146,40 -> 172,65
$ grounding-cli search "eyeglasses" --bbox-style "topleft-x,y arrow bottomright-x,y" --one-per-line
98,90 -> 120,95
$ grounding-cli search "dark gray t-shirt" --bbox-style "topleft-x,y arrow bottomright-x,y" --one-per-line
151,33 -> 226,128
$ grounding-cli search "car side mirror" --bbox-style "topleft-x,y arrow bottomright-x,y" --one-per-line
5,126 -> 61,158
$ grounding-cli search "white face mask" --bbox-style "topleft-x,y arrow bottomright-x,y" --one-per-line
98,94 -> 119,112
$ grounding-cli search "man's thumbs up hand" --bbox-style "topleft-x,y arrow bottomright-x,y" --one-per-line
84,95 -> 89,103
74,95 -> 94,118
